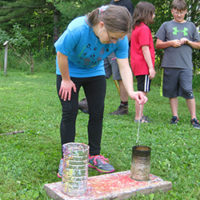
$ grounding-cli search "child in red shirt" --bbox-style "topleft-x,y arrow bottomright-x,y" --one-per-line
130,1 -> 156,123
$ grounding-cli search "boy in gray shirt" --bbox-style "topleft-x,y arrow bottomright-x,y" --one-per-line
156,0 -> 200,128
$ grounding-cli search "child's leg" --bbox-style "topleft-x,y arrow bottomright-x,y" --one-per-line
135,75 -> 150,121
118,79 -> 129,102
178,68 -> 196,120
83,76 -> 106,156
135,100 -> 143,121
187,98 -> 200,129
163,68 -> 179,119
135,91 -> 147,120
169,97 -> 178,117
186,98 -> 196,119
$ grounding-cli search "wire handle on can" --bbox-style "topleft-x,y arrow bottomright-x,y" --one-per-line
136,104 -> 142,144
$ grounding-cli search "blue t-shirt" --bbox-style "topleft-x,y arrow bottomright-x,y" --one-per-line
54,16 -> 129,77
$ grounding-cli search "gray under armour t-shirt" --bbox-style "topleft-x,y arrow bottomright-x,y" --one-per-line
156,20 -> 200,70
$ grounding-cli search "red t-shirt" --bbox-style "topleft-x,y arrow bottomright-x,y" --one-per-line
130,23 -> 155,76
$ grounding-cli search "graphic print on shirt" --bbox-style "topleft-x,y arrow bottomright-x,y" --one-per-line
78,44 -> 108,68
172,27 -> 188,36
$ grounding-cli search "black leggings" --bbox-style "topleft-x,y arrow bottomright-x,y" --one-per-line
56,75 -> 106,157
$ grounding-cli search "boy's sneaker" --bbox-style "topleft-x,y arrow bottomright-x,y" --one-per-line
78,98 -> 89,114
109,105 -> 128,115
57,159 -> 63,178
191,118 -> 200,129
88,155 -> 115,173
170,116 -> 179,124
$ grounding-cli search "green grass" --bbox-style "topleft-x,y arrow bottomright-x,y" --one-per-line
1,71 -> 200,200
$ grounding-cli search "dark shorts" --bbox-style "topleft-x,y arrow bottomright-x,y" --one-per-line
104,52 -> 121,80
163,68 -> 194,99
136,75 -> 151,92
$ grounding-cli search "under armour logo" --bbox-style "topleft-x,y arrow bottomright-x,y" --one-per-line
173,27 -> 188,36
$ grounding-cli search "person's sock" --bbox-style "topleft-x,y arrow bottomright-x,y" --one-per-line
120,101 -> 128,106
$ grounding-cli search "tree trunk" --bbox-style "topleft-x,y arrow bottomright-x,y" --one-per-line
4,42 -> 8,76
53,9 -> 60,42
30,53 -> 34,73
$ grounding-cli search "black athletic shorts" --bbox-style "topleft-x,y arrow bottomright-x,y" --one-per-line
136,75 -> 151,92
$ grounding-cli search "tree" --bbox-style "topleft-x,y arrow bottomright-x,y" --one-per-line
53,0 -> 109,34
0,0 -> 199,72
0,0 -> 57,52
0,0 -> 46,24
187,0 -> 200,71
147,0 -> 200,71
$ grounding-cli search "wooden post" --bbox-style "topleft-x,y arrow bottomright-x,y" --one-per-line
3,41 -> 9,76
114,79 -> 120,96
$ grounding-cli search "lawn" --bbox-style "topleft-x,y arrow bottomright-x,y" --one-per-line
0,71 -> 200,200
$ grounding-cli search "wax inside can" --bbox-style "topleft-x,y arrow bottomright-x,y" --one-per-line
131,145 -> 151,181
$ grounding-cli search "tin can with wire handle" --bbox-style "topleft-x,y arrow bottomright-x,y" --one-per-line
131,145 -> 151,181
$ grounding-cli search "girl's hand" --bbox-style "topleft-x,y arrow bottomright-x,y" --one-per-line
129,91 -> 148,104
59,79 -> 76,101
149,68 -> 156,79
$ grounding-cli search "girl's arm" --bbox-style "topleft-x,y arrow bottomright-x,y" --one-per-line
142,45 -> 156,79
57,51 -> 76,101
117,58 -> 148,104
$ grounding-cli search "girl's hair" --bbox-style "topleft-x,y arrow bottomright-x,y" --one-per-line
171,0 -> 187,11
87,5 -> 132,33
132,1 -> 155,29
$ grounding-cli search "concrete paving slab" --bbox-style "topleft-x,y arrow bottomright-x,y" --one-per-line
44,170 -> 172,200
